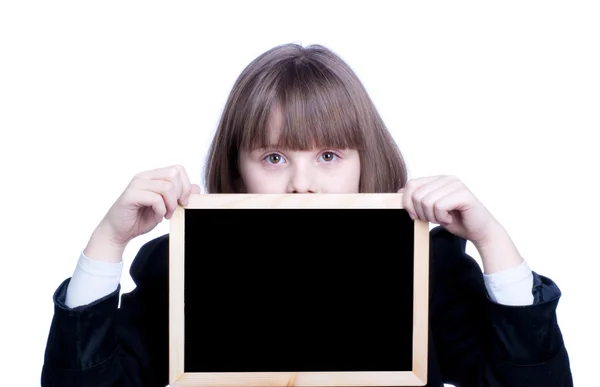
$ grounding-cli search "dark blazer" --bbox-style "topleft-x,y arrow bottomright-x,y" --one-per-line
41,226 -> 573,386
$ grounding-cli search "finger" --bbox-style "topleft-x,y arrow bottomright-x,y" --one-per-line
435,205 -> 454,227
401,176 -> 440,215
134,165 -> 186,203
421,183 -> 462,224
418,178 -> 461,223
410,176 -> 457,221
131,179 -> 179,219
135,165 -> 188,205
148,192 -> 169,224
180,184 -> 202,207
123,189 -> 167,223
433,189 -> 471,226
173,165 -> 193,206
134,165 -> 186,182
403,176 -> 445,220
401,182 -> 418,219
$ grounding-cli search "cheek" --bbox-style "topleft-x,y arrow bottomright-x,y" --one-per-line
240,166 -> 287,194
345,168 -> 361,192
342,157 -> 361,185
321,161 -> 360,193
238,157 -> 260,191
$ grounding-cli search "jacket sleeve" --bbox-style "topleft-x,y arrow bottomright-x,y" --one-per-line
428,226 -> 573,387
41,235 -> 170,387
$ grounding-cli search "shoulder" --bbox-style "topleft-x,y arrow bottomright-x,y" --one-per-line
429,224 -> 473,269
428,225 -> 485,295
430,224 -> 468,253
129,233 -> 170,288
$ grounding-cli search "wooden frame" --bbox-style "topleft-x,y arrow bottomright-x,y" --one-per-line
169,193 -> 430,387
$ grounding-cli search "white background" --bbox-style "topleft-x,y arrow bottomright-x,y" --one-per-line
1,1 -> 598,386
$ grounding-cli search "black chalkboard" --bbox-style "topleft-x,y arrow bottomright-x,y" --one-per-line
169,193 -> 429,387
184,208 -> 414,372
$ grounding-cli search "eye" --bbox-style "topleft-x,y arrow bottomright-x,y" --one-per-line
264,153 -> 285,164
320,151 -> 338,162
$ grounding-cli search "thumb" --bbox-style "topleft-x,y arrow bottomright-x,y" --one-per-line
191,184 -> 202,194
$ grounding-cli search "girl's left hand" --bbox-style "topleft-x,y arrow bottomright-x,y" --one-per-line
399,175 -> 500,247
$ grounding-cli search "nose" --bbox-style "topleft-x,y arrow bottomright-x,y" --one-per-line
287,166 -> 317,193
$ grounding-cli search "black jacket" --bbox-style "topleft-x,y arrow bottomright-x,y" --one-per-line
41,226 -> 573,386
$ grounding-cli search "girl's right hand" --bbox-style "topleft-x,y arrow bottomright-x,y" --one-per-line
84,165 -> 201,262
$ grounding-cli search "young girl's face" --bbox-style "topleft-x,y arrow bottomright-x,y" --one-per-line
238,147 -> 360,194
237,108 -> 361,194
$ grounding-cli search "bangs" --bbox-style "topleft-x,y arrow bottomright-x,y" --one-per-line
238,59 -> 365,152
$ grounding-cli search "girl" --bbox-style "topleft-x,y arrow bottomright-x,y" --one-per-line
41,43 -> 572,387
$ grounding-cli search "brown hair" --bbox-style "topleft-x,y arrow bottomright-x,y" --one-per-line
204,43 -> 408,193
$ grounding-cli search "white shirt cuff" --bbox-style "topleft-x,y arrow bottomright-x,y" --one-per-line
483,260 -> 534,306
65,250 -> 123,308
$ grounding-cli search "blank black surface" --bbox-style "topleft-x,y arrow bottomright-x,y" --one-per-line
183,209 -> 415,372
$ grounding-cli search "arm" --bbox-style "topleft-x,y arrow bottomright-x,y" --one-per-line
41,234 -> 171,387
429,226 -> 573,387
64,251 -> 123,308
483,260 -> 534,306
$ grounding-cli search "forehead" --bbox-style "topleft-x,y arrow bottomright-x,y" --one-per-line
242,103 -> 362,152
262,106 -> 319,149
265,106 -> 284,145
236,59 -> 366,153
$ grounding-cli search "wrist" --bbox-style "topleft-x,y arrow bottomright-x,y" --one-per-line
84,224 -> 127,263
471,219 -> 505,250
473,222 -> 524,275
